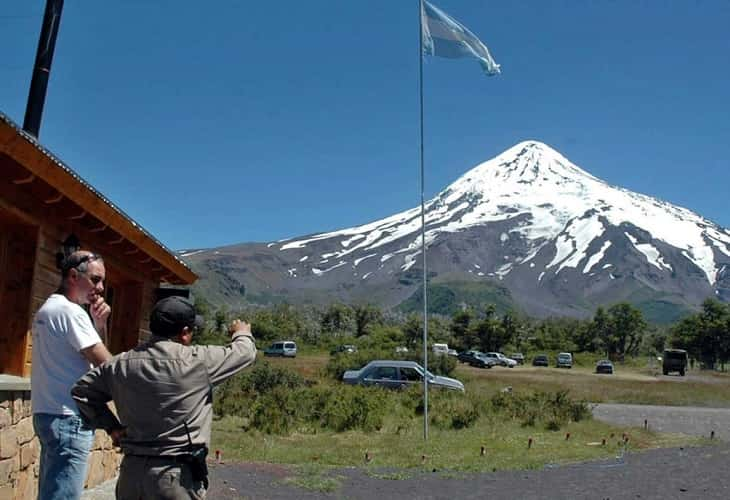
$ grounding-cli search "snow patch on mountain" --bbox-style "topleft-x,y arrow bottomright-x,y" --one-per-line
584,241 -> 612,274
624,232 -> 672,271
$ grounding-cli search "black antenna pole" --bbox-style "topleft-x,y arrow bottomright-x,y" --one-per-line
23,0 -> 65,138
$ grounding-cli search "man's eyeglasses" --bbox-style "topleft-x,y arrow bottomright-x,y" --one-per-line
73,253 -> 101,269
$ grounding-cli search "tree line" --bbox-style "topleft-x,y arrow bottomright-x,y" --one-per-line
192,294 -> 730,370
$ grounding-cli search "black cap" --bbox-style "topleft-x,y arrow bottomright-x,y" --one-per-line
150,296 -> 204,338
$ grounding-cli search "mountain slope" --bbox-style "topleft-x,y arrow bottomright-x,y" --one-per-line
183,141 -> 730,320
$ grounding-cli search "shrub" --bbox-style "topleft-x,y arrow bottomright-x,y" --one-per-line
489,390 -> 591,430
249,386 -> 301,434
214,361 -> 306,418
413,390 -> 480,430
314,385 -> 388,432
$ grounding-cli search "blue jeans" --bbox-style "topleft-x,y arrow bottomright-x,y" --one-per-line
33,413 -> 94,500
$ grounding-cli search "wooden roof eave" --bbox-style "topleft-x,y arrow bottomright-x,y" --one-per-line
0,115 -> 197,285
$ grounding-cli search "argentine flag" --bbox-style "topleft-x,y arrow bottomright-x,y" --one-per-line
422,1 -> 501,76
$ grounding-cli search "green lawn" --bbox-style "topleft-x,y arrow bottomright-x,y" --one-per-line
210,352 -> 724,472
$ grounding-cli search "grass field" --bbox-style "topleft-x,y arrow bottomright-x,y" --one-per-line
256,352 -> 730,408
210,352 -> 726,472
213,414 -> 700,472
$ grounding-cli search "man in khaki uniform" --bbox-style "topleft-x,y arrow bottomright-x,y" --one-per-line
72,296 -> 256,499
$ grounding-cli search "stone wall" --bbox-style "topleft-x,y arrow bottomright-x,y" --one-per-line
0,390 -> 121,500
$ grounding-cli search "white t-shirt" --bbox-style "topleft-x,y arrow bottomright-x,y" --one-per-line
31,293 -> 102,415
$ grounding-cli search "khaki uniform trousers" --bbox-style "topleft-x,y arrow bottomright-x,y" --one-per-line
116,455 -> 206,500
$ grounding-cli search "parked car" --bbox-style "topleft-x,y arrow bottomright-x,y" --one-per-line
483,352 -> 517,368
342,360 -> 465,391
457,350 -> 484,364
556,352 -> 573,368
432,343 -> 449,355
394,346 -> 409,354
468,353 -> 498,369
532,354 -> 549,367
662,348 -> 688,376
510,353 -> 525,365
447,349 -> 459,357
330,344 -> 357,355
264,341 -> 297,358
595,359 -> 614,374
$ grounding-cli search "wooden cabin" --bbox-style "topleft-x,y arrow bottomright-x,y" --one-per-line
0,110 -> 197,497
0,110 -> 197,378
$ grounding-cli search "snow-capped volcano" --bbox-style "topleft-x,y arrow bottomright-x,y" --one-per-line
184,141 -> 730,320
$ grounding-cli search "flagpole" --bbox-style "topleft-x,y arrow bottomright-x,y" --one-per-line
418,0 -> 429,442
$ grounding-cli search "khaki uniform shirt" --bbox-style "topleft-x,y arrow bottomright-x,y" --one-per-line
72,332 -> 256,456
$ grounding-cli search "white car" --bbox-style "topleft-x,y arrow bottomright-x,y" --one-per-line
483,352 -> 517,368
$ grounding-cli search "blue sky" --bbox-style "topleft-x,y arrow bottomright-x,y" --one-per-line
2,1 -> 728,250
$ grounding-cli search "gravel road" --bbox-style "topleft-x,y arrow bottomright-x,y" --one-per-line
592,403 -> 730,441
84,404 -> 730,499
206,443 -> 730,500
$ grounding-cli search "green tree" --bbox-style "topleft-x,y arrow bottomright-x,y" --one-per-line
321,303 -> 356,337
473,305 -> 501,352
402,314 -> 423,347
605,303 -> 646,358
670,298 -> 730,370
353,304 -> 383,337
214,306 -> 230,334
450,308 -> 474,350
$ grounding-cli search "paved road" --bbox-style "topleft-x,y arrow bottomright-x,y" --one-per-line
592,403 -> 729,441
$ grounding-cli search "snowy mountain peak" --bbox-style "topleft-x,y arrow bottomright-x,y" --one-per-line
188,141 -> 730,318
275,141 -> 730,289
443,141 -> 602,205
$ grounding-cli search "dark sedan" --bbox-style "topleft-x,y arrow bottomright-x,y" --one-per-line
457,350 -> 483,364
595,359 -> 614,374
468,353 -> 498,369
532,354 -> 549,367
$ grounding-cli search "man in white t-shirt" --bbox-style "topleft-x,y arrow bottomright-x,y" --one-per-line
31,250 -> 113,500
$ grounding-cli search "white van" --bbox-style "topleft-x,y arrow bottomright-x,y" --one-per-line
432,343 -> 449,356
264,341 -> 297,358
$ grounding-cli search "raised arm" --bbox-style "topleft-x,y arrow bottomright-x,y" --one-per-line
201,319 -> 257,386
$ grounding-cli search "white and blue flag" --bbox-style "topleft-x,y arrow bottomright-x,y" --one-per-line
421,1 -> 501,76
